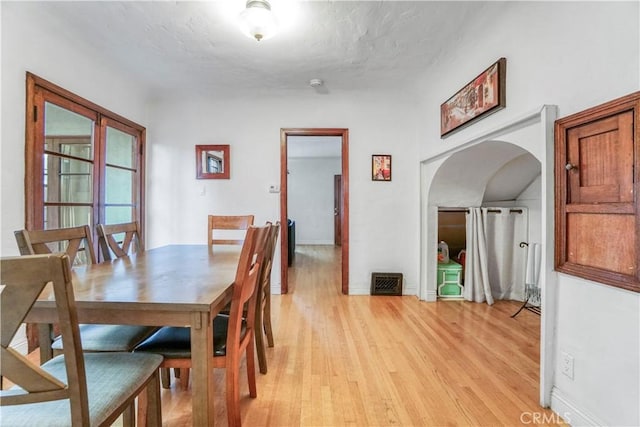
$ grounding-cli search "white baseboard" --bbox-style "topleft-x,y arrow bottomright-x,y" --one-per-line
550,387 -> 607,426
348,285 -> 370,295
424,289 -> 438,302
270,281 -> 418,297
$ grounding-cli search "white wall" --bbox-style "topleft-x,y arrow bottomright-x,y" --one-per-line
146,92 -> 421,295
517,175 -> 542,246
288,157 -> 341,245
0,2 -> 149,256
418,2 -> 639,426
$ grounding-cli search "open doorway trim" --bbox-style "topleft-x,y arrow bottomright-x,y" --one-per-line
280,128 -> 349,294
420,105 -> 557,407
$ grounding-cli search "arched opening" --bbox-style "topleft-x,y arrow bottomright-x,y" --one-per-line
419,106 -> 557,406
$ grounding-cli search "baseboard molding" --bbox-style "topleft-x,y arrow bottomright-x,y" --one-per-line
348,286 -> 370,295
402,284 -> 417,295
424,289 -> 438,302
550,387 -> 607,426
271,282 -> 418,296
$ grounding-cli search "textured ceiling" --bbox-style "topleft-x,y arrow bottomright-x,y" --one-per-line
21,1 -> 502,98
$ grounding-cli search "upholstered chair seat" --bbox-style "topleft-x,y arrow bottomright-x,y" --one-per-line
1,353 -> 163,426
135,315 -> 247,358
52,324 -> 158,352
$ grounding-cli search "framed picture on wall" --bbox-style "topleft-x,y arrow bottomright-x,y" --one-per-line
372,154 -> 392,181
440,57 -> 506,137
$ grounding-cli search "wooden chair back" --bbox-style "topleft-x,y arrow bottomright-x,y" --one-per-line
0,254 -> 90,422
254,221 -> 280,373
14,226 -> 97,266
97,221 -> 143,261
208,215 -> 255,245
221,223 -> 270,427
260,221 -> 280,296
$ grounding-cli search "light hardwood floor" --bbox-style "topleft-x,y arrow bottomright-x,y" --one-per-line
156,244 -> 562,426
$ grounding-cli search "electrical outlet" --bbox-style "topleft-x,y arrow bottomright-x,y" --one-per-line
561,351 -> 574,380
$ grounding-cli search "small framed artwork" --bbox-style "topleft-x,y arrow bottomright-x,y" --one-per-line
440,57 -> 506,137
196,144 -> 230,179
372,154 -> 392,181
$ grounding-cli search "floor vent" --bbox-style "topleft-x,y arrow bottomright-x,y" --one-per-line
370,272 -> 403,296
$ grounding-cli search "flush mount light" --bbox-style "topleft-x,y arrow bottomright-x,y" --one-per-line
238,0 -> 278,42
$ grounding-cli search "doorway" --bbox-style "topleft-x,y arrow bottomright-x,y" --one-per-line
280,128 -> 349,294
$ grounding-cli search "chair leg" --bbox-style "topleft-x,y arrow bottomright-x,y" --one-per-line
246,338 -> 257,398
255,301 -> 268,375
179,367 -> 190,390
146,371 -> 162,427
226,360 -> 242,427
160,367 -> 171,389
264,292 -> 274,348
137,371 -> 162,427
137,388 -> 148,427
122,403 -> 135,427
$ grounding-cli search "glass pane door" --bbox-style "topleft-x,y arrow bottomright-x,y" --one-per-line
43,102 -> 95,230
104,124 -> 137,225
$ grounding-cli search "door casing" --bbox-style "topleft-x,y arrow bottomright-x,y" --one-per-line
280,128 -> 349,294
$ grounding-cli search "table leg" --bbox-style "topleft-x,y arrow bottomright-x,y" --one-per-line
191,312 -> 215,426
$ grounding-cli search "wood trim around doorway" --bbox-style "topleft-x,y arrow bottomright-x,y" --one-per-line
280,128 -> 349,294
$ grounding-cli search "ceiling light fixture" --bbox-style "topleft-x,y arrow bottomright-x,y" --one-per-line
238,0 -> 278,42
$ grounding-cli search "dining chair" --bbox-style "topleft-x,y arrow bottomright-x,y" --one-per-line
208,215 -> 255,245
14,225 -> 97,265
219,220 -> 279,375
135,224 -> 271,427
96,221 -> 143,261
0,253 -> 163,426
14,226 -> 157,356
254,221 -> 280,374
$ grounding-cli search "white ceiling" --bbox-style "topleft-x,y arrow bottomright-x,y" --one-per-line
20,1 -> 504,98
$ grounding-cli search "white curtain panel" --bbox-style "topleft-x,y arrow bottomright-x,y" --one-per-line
464,208 -> 493,304
483,208 -> 527,301
464,207 -> 527,304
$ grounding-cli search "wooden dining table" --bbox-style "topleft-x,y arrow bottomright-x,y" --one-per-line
25,244 -> 242,426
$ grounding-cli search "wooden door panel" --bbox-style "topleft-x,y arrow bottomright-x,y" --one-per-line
555,91 -> 639,292
567,213 -> 635,275
567,111 -> 633,204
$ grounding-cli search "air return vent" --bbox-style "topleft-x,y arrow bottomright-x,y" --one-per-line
370,272 -> 403,296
